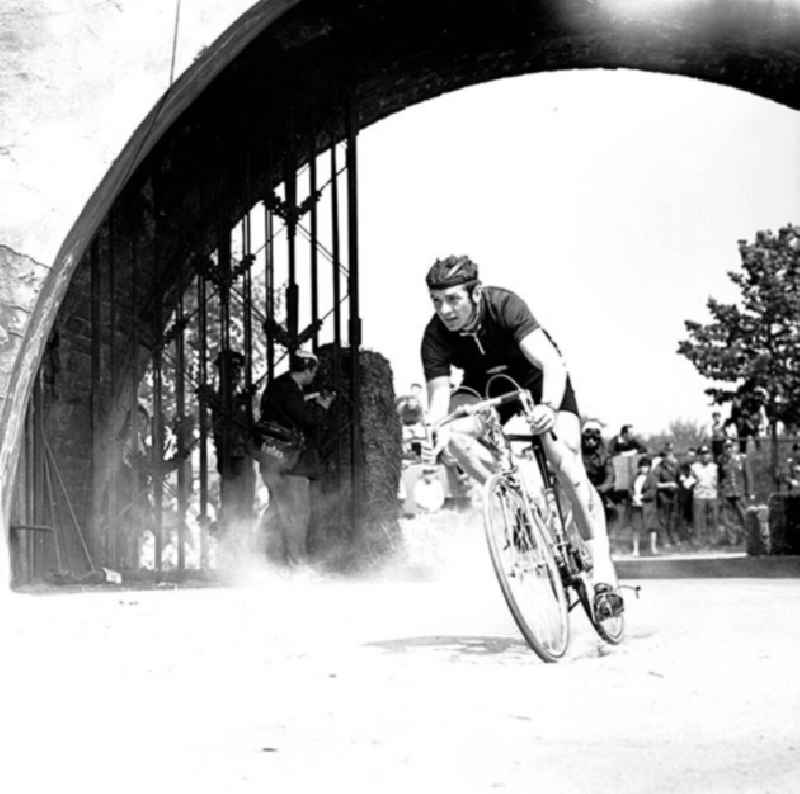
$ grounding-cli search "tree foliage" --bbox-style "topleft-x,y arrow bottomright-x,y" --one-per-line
678,225 -> 800,427
645,418 -> 708,454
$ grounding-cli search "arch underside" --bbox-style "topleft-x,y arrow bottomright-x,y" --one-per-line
68,0 -> 800,331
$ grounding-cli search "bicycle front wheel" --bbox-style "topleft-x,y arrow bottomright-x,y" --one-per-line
483,473 -> 570,662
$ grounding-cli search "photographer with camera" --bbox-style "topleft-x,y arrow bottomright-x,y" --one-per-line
257,350 -> 335,565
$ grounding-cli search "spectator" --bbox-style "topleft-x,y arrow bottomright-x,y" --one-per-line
580,421 -> 614,493
691,445 -> 719,548
608,423 -> 647,456
608,424 -> 646,534
653,445 -> 680,548
778,456 -> 800,493
211,350 -> 256,534
396,383 -> 427,459
676,448 -> 697,542
730,385 -> 768,453
258,351 -> 334,565
717,439 -> 753,546
630,456 -> 657,556
396,383 -> 426,425
120,403 -> 193,569
580,420 -> 615,524
710,411 -> 726,462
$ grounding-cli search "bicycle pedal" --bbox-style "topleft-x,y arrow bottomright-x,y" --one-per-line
619,583 -> 642,600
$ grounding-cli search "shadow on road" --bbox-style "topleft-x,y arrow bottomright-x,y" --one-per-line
365,634 -> 530,657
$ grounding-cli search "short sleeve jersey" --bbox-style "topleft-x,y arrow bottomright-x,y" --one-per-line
420,286 -> 544,395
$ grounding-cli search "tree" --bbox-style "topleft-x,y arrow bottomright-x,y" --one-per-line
678,224 -> 800,478
645,419 -> 708,455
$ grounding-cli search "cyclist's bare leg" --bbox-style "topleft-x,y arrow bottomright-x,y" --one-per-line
541,411 -> 616,588
443,414 -> 497,484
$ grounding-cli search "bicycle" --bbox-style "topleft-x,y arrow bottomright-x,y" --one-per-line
431,386 -> 632,663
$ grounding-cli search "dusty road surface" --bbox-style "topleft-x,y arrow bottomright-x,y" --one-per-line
3,517 -> 799,794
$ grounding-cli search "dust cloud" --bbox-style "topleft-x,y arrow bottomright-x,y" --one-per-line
204,500 -> 493,619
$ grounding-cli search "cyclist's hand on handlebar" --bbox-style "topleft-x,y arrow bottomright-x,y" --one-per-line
528,403 -> 557,435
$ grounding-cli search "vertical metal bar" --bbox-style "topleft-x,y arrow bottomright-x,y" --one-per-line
32,371 -> 45,576
197,271 -> 209,567
43,441 -> 63,572
151,174 -> 165,573
90,239 -> 102,560
129,239 -> 140,571
169,0 -> 182,86
284,158 -> 299,348
218,224 -> 233,522
219,225 -> 232,353
330,136 -> 343,486
151,298 -> 164,573
309,148 -> 319,353
265,203 -> 275,382
243,212 -> 254,401
35,368 -> 60,572
108,216 -> 118,568
175,271 -> 187,572
346,104 -> 362,538
109,223 -> 117,398
23,402 -> 34,581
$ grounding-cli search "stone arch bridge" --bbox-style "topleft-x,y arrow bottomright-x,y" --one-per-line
2,0 -> 800,587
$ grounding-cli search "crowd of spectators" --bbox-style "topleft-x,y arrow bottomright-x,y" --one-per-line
394,388 -> 794,557
581,417 -> 761,556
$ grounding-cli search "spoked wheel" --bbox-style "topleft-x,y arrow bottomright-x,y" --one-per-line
483,473 -> 569,662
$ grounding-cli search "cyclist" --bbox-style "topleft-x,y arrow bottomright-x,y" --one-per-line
420,255 -> 623,618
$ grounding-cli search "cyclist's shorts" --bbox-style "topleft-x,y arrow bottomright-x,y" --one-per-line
497,376 -> 579,425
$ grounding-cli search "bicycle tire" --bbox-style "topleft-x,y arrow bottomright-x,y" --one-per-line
483,473 -> 570,662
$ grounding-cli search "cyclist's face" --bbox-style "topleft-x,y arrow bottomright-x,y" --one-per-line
429,285 -> 476,331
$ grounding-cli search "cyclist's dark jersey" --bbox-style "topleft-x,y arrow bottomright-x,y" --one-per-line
420,285 -> 579,419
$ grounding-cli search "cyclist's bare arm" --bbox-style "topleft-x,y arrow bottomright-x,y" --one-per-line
518,329 -> 567,411
424,376 -> 501,481
517,330 -> 600,540
425,376 -> 452,425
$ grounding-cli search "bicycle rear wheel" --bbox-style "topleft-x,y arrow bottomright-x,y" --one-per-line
483,473 -> 569,662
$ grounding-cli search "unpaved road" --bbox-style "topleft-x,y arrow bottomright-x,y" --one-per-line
2,521 -> 799,794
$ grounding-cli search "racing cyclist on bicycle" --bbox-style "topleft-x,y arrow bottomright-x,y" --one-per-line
420,255 -> 623,619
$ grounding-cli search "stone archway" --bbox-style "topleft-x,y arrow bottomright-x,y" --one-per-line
3,0 -> 800,586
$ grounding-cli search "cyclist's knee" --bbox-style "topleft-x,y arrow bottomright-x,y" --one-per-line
446,431 -> 474,465
548,450 -> 584,490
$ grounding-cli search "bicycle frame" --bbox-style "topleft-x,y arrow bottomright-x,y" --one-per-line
433,387 -> 589,604
506,433 -> 589,605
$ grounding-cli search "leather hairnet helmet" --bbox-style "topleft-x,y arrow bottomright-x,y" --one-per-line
425,255 -> 479,290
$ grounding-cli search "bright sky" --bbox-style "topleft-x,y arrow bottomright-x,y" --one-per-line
354,69 -> 800,436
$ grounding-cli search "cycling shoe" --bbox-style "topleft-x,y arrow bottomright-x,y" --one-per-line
593,583 -> 624,620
